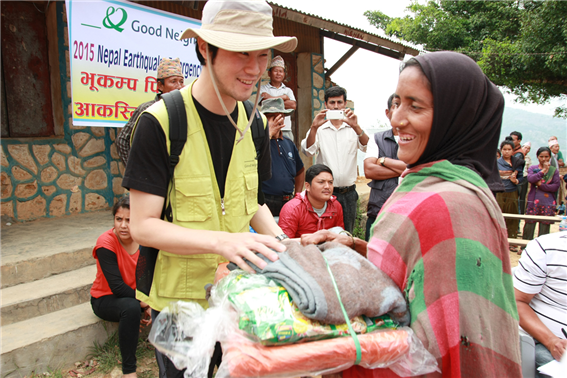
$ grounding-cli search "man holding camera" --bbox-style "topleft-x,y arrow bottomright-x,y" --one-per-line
301,86 -> 368,233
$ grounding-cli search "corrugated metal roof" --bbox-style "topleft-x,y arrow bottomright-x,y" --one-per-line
269,1 -> 419,56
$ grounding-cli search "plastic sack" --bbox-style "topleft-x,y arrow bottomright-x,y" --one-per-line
216,325 -> 439,378
150,270 -> 439,378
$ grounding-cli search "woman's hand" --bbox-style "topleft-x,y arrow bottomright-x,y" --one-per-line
542,161 -> 550,174
140,302 -> 152,329
510,171 -> 519,184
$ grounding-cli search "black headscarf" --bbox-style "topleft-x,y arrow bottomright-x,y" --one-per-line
409,52 -> 505,192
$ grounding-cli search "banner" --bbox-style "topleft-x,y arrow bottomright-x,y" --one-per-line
66,0 -> 201,127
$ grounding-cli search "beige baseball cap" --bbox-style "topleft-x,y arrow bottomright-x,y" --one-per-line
180,0 -> 297,53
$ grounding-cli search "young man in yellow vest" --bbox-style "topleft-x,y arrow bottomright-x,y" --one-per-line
122,1 -> 297,376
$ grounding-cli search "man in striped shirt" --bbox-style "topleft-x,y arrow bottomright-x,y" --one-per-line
514,232 -> 567,375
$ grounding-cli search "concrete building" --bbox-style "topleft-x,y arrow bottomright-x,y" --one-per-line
1,0 -> 417,223
0,2 -> 416,375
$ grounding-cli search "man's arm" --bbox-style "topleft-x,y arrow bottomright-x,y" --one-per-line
261,92 -> 290,101
294,167 -> 305,194
283,98 -> 296,110
515,288 -> 567,361
284,88 -> 296,110
250,204 -> 284,237
129,189 -> 283,273
364,157 -> 406,180
343,108 -> 369,147
260,92 -> 295,107
303,110 -> 327,151
300,229 -> 368,257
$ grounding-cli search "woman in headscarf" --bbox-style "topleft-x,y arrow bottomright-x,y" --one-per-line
522,146 -> 560,239
309,52 -> 521,377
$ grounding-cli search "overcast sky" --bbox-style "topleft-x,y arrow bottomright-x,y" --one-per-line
272,0 -> 566,129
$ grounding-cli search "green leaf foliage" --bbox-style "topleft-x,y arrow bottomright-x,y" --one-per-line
365,0 -> 567,118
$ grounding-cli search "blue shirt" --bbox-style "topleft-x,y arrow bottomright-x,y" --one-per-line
262,137 -> 303,196
497,157 -> 520,192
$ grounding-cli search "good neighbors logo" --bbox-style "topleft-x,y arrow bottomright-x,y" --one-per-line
102,6 -> 127,32
97,4 -> 193,46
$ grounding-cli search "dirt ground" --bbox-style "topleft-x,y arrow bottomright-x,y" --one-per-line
58,352 -> 158,378
54,186 -> 559,378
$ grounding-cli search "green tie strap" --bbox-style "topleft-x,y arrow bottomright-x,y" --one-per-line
322,255 -> 362,365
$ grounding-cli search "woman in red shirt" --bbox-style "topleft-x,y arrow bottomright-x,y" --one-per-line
90,196 -> 150,378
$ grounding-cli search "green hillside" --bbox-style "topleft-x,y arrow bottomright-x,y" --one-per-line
500,107 -> 566,152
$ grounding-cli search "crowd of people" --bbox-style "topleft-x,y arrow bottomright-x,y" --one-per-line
496,132 -> 565,251
88,1 -> 565,377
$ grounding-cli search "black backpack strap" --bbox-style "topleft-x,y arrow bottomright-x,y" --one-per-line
243,100 -> 265,160
136,90 -> 187,297
161,90 -> 187,221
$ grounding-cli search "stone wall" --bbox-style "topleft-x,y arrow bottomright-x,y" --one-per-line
1,129 -> 126,222
297,52 -> 325,170
0,2 -> 126,223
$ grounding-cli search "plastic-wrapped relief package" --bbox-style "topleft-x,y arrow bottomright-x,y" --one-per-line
224,273 -> 398,345
149,270 -> 439,378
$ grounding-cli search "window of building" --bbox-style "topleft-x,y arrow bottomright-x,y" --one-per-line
1,1 -> 55,138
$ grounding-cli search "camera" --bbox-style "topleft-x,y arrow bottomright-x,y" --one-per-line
326,110 -> 344,120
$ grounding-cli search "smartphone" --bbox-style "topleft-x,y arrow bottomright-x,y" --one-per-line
326,110 -> 344,120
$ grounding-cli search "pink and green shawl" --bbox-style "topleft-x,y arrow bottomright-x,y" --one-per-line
345,160 -> 521,378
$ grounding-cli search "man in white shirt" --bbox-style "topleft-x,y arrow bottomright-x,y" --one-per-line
301,86 -> 369,233
363,94 -> 406,240
260,55 -> 297,141
513,232 -> 567,376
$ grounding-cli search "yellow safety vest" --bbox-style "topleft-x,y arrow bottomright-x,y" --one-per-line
134,81 -> 265,311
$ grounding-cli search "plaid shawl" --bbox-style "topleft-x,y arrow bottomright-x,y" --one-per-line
345,160 -> 521,378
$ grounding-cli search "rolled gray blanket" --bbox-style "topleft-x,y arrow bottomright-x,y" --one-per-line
227,240 -> 409,326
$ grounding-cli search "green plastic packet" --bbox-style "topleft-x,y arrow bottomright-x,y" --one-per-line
223,273 -> 398,345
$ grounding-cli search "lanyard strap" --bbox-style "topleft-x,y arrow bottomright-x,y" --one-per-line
322,255 -> 362,365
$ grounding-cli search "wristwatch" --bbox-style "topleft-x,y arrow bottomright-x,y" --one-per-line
275,233 -> 289,242
379,157 -> 386,167
357,129 -> 365,137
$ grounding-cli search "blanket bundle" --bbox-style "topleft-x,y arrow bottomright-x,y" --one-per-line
228,241 -> 409,326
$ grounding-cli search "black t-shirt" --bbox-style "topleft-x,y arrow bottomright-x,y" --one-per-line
122,96 -> 271,203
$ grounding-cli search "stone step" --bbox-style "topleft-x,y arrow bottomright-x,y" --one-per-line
1,210 -> 111,288
0,302 -> 118,378
1,265 -> 96,326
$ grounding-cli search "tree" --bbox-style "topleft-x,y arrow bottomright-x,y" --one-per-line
365,0 -> 567,118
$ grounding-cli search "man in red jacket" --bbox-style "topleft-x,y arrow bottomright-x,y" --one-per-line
279,164 -> 344,238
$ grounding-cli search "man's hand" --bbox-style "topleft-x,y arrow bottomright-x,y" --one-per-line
311,109 -> 328,130
546,337 -> 567,361
268,114 -> 285,138
343,108 -> 368,145
305,110 -> 328,150
261,92 -> 271,100
301,229 -> 367,257
215,232 -> 284,274
300,229 -> 333,245
343,108 -> 359,130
